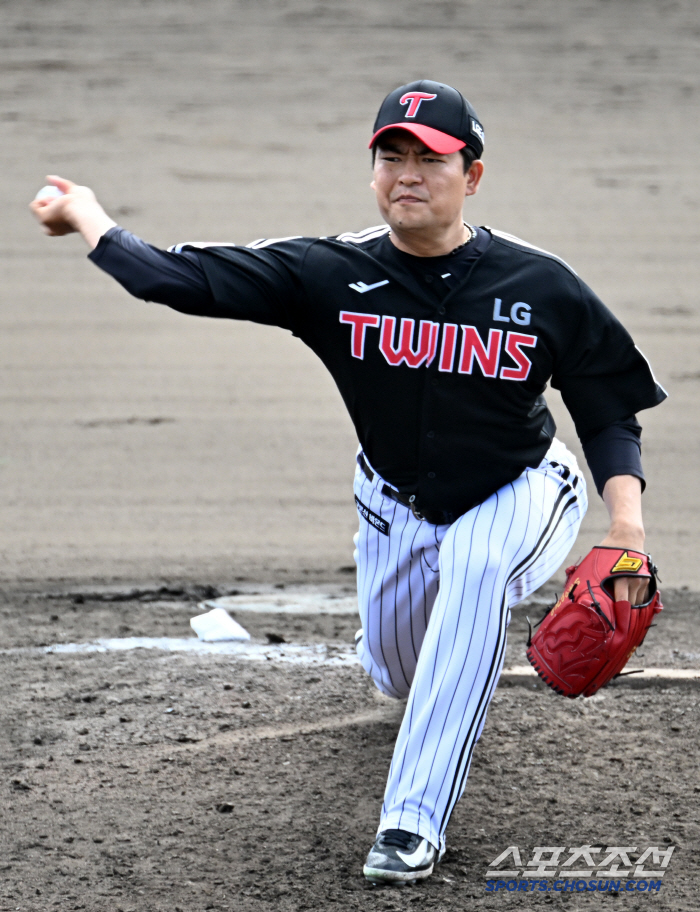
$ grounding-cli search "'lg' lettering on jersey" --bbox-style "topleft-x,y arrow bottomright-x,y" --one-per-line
339,310 -> 537,381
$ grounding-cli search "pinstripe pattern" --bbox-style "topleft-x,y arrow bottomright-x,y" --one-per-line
353,439 -> 587,851
354,461 -> 444,698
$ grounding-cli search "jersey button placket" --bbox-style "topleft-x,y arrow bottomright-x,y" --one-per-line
419,274 -> 458,507
420,384 -> 438,496
426,429 -> 436,481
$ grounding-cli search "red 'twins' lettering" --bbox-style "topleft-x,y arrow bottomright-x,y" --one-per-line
380,317 -> 439,368
458,326 -> 503,378
339,310 -> 538,380
438,323 -> 459,372
500,332 -> 537,381
339,311 -> 381,359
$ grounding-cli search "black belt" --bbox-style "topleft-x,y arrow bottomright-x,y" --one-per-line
357,453 -> 456,525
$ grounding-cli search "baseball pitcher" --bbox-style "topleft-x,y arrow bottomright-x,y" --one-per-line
31,80 -> 666,885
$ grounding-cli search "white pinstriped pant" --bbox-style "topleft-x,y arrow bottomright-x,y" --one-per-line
352,439 -> 587,852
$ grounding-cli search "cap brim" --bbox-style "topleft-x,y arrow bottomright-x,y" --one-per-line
369,123 -> 466,154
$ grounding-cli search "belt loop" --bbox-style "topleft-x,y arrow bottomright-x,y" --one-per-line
408,496 -> 425,521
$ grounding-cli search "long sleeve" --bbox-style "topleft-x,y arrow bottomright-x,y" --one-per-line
88,226 -> 308,330
580,415 -> 644,496
88,226 -> 217,314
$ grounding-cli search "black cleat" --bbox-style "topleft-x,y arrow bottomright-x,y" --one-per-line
363,829 -> 439,884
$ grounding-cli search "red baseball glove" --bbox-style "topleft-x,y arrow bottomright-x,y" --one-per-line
526,547 -> 662,698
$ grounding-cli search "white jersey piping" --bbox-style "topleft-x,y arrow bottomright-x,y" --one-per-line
489,228 -> 578,275
337,224 -> 391,244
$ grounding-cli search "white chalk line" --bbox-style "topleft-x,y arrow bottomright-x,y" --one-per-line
3,637 -> 698,681
505,664 -> 700,681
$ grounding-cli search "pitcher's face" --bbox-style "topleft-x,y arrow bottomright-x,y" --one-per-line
371,132 -> 482,235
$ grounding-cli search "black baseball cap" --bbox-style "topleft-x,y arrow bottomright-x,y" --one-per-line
369,79 -> 484,158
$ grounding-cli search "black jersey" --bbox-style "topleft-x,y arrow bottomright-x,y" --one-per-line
90,225 -> 665,517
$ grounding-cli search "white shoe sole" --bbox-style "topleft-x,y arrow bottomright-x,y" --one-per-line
363,861 -> 435,884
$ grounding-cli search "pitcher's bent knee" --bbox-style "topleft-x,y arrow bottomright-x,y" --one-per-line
355,630 -> 411,699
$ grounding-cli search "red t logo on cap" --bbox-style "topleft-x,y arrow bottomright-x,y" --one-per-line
400,91 -> 438,118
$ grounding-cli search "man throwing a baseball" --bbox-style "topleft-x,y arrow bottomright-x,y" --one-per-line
31,80 -> 665,884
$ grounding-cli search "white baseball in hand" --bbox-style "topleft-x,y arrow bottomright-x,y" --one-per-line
35,185 -> 65,202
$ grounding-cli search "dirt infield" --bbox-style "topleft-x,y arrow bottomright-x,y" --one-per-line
1,582 -> 699,910
2,0 -> 700,909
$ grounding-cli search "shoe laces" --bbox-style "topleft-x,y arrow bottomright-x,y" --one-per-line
379,829 -> 417,850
